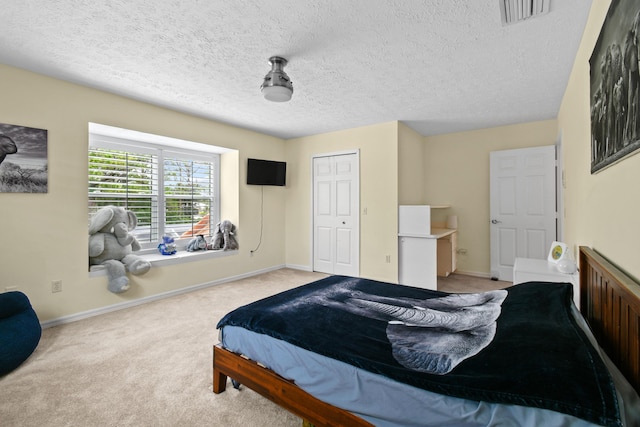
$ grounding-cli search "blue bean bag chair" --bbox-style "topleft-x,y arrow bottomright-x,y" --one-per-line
0,291 -> 41,376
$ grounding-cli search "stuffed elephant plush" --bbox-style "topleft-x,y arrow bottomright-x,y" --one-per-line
210,220 -> 238,251
89,206 -> 151,293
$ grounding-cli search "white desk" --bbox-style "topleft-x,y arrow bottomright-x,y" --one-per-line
397,205 -> 456,290
398,229 -> 456,290
513,257 -> 580,308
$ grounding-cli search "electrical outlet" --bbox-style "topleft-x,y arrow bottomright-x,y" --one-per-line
385,255 -> 391,263
51,280 -> 62,293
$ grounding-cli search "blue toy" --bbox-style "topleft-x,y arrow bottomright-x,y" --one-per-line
158,235 -> 177,255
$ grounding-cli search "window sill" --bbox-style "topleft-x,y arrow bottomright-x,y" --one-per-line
89,249 -> 237,277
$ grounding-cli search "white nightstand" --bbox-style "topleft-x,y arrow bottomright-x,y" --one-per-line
513,257 -> 580,308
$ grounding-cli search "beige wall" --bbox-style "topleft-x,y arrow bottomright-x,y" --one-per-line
559,0 -> 640,280
0,64 -> 286,322
398,122 -> 425,205
423,120 -> 558,276
285,122 -> 399,283
7,0 -> 632,324
284,119 -> 560,282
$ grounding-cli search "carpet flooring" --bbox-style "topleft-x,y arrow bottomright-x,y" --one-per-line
0,269 -> 510,426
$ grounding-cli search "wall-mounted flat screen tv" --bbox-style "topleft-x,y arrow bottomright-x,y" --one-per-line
247,158 -> 286,186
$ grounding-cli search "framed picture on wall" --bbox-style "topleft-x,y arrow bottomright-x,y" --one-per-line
0,122 -> 48,193
589,0 -> 640,174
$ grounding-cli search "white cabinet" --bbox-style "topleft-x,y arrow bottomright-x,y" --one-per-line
513,257 -> 580,308
399,236 -> 438,289
398,205 -> 432,235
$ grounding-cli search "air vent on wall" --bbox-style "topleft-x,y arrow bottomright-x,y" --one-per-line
499,0 -> 550,26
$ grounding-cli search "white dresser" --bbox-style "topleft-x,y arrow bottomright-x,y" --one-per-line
513,257 -> 580,308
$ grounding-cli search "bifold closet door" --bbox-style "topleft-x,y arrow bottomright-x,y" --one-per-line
313,153 -> 359,276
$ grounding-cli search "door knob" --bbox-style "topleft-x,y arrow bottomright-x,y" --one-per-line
491,219 -> 501,224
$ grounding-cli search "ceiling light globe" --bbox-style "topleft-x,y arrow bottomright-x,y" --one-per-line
262,85 -> 292,102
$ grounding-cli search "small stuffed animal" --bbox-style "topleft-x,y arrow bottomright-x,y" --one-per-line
186,234 -> 207,252
210,220 -> 238,250
89,206 -> 151,293
158,235 -> 177,255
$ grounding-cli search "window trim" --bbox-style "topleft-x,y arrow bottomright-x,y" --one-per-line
88,125 -> 222,251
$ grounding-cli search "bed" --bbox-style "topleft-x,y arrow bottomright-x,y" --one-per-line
213,247 -> 640,426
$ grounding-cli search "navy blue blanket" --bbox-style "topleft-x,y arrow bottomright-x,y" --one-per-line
217,276 -> 621,426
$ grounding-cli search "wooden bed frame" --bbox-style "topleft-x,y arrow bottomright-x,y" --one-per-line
213,246 -> 640,426
579,246 -> 640,394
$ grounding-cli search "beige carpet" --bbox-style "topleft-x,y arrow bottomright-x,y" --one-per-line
437,273 -> 512,293
0,269 -> 509,426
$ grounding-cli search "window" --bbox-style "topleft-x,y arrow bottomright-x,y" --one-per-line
88,124 -> 221,250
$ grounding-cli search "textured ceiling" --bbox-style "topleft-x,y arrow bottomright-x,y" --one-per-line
1,0 -> 593,139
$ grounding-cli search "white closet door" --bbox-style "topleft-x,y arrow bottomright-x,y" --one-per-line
313,152 -> 359,276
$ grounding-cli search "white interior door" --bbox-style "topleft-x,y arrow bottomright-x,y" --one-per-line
313,152 -> 359,276
490,146 -> 556,281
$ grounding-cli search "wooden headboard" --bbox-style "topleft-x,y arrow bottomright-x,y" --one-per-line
579,246 -> 640,394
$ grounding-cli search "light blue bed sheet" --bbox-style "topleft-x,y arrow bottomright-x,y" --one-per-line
220,307 -> 639,427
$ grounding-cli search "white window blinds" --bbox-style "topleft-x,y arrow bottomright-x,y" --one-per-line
89,135 -> 219,247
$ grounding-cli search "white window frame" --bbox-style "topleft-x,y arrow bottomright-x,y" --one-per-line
88,124 -> 222,254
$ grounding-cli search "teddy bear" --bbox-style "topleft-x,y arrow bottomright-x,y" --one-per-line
210,220 -> 238,250
89,206 -> 151,293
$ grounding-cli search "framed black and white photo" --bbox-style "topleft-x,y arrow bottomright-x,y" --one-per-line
0,123 -> 48,193
590,0 -> 640,174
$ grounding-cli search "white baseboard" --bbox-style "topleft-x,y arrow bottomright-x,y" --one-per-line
41,264 -> 285,329
285,263 -> 313,272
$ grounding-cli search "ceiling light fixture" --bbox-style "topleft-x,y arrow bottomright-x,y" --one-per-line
261,56 -> 293,102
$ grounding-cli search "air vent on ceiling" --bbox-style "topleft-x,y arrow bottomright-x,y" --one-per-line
499,0 -> 550,26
